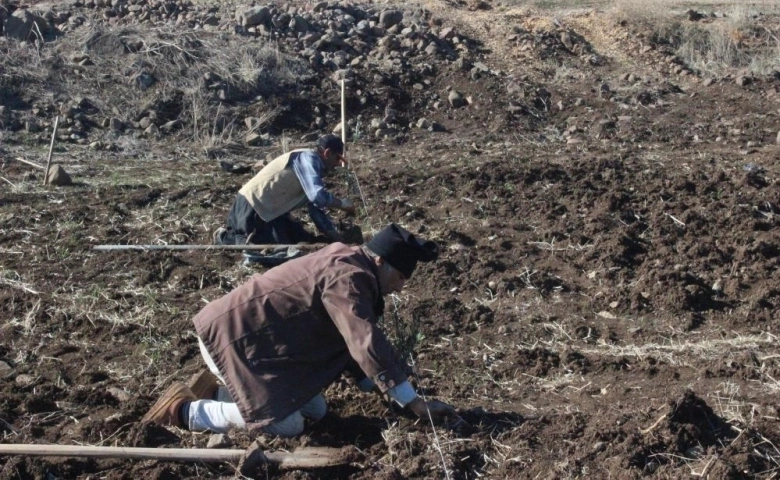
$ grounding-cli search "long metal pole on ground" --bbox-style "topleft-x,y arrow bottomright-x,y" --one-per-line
43,115 -> 59,185
93,244 -> 328,252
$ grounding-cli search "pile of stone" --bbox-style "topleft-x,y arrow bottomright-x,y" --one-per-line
1,1 -> 494,145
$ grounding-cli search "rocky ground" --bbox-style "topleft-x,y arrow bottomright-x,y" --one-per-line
1,0 -> 779,478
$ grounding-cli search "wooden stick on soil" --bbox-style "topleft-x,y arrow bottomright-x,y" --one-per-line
92,243 -> 329,252
639,411 -> 668,434
0,443 -> 351,470
691,455 -> 718,477
0,417 -> 19,435
0,176 -> 16,188
43,115 -> 60,185
13,157 -> 46,170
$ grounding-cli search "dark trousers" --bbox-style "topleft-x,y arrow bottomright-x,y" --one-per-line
219,195 -> 316,246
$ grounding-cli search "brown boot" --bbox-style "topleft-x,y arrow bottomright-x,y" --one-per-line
188,369 -> 220,400
142,382 -> 196,427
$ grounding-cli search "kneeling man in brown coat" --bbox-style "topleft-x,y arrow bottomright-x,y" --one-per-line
143,223 -> 458,437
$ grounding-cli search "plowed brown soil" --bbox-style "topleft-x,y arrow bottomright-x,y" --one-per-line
1,1 -> 779,479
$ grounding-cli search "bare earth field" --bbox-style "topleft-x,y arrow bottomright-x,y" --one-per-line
1,0 -> 779,478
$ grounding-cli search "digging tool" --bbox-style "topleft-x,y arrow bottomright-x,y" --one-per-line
92,243 -> 328,252
338,79 -> 369,221
0,441 -> 358,474
43,115 -> 60,185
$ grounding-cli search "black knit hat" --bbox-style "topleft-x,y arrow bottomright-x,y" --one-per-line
366,224 -> 439,278
317,134 -> 344,156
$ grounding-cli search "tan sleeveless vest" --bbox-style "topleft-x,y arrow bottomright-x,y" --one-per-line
238,149 -> 310,222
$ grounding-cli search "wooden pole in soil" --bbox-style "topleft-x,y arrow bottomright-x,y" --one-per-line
43,115 -> 60,185
92,243 -> 328,252
340,79 -> 346,153
339,79 -> 369,222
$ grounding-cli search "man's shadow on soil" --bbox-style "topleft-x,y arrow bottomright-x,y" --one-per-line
309,405 -> 526,446
308,413 -> 386,446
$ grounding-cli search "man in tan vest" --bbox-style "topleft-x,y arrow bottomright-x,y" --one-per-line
213,135 -> 355,263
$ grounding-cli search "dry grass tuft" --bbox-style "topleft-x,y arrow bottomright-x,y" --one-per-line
610,1 -> 780,75
3,17 -> 311,156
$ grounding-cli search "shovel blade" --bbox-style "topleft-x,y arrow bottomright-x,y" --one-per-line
240,444 -> 358,475
268,446 -> 357,468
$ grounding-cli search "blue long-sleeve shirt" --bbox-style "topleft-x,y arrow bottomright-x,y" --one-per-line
290,150 -> 339,234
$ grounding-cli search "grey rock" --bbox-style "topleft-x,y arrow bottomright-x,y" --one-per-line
332,123 -> 347,136
379,9 -> 403,29
560,31 -> 574,50
46,165 -> 72,186
25,120 -> 41,133
5,9 -> 49,41
355,20 -> 371,37
439,27 -> 455,40
375,128 -> 397,138
245,133 -> 263,146
108,387 -> 131,402
448,90 -> 466,108
0,360 -> 12,376
507,103 -> 524,114
238,6 -> 270,28
289,15 -> 308,33
272,13 -> 291,29
207,433 -> 232,449
16,374 -> 35,386
134,72 -> 156,90
454,57 -> 472,71
109,117 -> 124,132
429,122 -> 445,132
332,68 -> 353,82
84,31 -> 128,55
